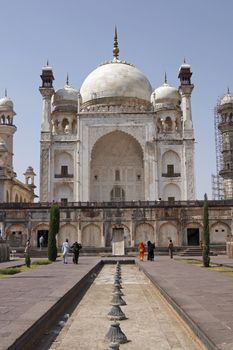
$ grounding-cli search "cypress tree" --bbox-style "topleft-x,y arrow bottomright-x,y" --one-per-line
202,193 -> 210,267
48,204 -> 60,261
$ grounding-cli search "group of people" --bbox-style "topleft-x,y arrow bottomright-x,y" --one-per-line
62,239 -> 82,264
138,239 -> 174,261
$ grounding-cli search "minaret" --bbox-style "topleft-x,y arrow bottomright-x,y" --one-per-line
0,93 -> 17,177
39,62 -> 54,202
178,61 -> 196,200
39,62 -> 54,132
178,60 -> 194,133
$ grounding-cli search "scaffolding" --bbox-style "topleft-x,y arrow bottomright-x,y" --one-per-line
211,103 -> 224,199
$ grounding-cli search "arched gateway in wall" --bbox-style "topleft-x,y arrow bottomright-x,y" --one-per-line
58,224 -> 77,247
81,224 -> 102,247
210,222 -> 231,243
135,223 -> 154,245
159,223 -> 178,246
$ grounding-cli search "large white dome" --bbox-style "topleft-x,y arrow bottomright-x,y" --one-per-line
80,60 -> 152,106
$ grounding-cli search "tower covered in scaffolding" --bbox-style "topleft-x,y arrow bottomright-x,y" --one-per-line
215,90 -> 233,199
212,103 -> 224,200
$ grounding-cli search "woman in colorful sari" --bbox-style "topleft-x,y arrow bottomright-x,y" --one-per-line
138,241 -> 145,261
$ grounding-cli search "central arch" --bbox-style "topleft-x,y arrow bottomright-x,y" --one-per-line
90,130 -> 144,201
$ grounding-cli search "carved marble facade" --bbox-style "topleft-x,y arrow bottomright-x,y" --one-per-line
39,49 -> 196,204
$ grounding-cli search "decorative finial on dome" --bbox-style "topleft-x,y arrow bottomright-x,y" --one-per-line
227,87 -> 230,94
66,73 -> 69,86
46,59 -> 49,66
4,88 -> 7,97
113,26 -> 119,59
164,72 -> 167,84
183,57 -> 186,64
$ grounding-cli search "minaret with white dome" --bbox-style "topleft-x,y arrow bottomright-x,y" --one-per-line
0,92 -> 17,177
39,62 -> 54,132
178,60 -> 194,133
151,74 -> 188,200
39,62 -> 55,201
178,60 -> 196,200
0,93 -> 36,203
39,64 -> 79,202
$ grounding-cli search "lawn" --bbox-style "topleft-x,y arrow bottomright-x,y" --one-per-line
0,260 -> 52,278
177,258 -> 233,277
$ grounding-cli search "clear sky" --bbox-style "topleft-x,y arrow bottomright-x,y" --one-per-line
0,0 -> 232,200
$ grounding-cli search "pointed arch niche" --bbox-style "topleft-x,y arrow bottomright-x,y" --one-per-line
90,130 -> 144,201
162,150 -> 181,176
163,183 -> 181,201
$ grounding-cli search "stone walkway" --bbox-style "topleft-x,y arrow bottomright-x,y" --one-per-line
0,257 -> 100,350
0,255 -> 233,349
138,256 -> 233,350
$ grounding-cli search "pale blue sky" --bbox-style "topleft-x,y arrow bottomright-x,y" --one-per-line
0,0 -> 232,199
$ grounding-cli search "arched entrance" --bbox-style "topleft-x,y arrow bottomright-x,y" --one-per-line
187,228 -> 199,245
37,230 -> 48,248
185,223 -> 202,246
31,223 -> 49,248
90,131 -> 144,201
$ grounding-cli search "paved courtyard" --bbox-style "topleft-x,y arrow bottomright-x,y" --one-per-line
1,255 -> 233,349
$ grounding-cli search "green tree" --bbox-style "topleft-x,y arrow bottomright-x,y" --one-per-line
48,204 -> 60,261
202,193 -> 210,267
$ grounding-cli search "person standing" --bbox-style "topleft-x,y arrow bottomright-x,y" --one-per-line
138,241 -> 145,261
24,239 -> 31,267
62,238 -> 70,264
39,235 -> 44,250
147,241 -> 155,261
71,241 -> 82,264
168,239 -> 174,259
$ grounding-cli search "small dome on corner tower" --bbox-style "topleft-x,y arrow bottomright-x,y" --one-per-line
0,97 -> 14,110
151,74 -> 181,107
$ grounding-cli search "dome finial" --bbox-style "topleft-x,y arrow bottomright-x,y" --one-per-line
183,57 -> 186,64
46,59 -> 49,66
4,88 -> 7,97
66,73 -> 69,86
164,72 -> 167,84
113,26 -> 119,59
227,86 -> 230,94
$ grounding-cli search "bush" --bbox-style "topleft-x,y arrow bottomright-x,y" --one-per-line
48,204 -> 60,261
32,260 -> 52,266
0,267 -> 21,275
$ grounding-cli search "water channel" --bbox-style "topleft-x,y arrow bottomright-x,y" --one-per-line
49,264 -> 205,350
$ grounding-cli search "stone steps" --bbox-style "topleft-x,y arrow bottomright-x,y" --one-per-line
179,246 -> 203,256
